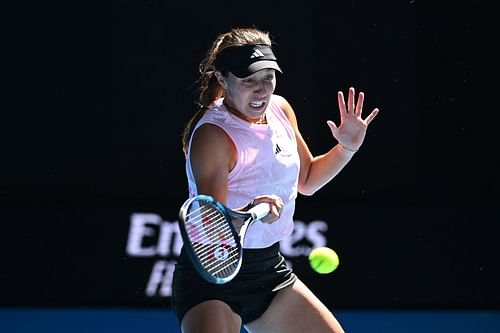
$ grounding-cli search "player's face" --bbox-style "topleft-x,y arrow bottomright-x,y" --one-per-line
223,69 -> 276,122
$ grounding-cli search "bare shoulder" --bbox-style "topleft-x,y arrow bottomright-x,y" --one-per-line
272,94 -> 291,110
191,123 -> 232,155
272,94 -> 298,127
190,123 -> 236,173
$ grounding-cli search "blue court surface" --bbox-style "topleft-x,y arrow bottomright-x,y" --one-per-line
1,308 -> 499,332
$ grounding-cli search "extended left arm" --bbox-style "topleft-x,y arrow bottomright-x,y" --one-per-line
276,87 -> 379,195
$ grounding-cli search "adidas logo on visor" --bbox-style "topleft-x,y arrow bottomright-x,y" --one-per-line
250,49 -> 265,58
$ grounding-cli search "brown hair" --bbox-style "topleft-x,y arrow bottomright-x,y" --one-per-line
181,27 -> 274,155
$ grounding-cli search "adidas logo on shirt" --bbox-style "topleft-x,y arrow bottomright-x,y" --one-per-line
275,144 -> 282,155
250,49 -> 265,58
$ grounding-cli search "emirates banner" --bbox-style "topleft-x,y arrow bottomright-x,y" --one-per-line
125,212 -> 330,298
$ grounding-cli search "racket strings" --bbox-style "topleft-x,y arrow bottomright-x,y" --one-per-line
185,205 -> 235,244
185,202 -> 241,279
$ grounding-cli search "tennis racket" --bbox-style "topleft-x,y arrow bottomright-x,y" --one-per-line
178,194 -> 270,284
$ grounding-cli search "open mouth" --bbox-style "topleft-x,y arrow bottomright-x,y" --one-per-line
249,101 -> 265,108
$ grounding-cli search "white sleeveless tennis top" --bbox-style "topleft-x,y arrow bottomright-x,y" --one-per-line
186,95 -> 300,248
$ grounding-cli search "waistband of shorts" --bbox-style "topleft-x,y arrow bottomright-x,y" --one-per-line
178,242 -> 280,264
242,242 -> 280,261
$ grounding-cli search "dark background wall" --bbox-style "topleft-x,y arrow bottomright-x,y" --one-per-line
2,0 -> 498,310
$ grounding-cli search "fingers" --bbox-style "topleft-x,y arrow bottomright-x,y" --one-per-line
326,120 -> 340,140
355,92 -> 364,117
252,194 -> 284,224
364,108 -> 380,125
338,88 -> 379,124
337,91 -> 347,114
347,87 -> 355,113
338,87 -> 357,115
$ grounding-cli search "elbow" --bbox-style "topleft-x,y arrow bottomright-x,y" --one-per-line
297,164 -> 321,196
297,172 -> 318,196
298,184 -> 317,196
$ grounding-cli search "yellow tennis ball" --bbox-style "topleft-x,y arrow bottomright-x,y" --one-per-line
308,246 -> 339,274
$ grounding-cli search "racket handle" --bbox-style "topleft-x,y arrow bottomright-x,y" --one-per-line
248,202 -> 271,220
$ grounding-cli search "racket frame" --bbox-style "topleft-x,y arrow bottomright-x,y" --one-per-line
178,194 -> 259,284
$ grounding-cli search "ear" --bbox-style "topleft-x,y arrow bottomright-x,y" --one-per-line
214,71 -> 228,90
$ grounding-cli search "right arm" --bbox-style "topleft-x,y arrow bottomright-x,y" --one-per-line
189,123 -> 234,205
189,123 -> 283,222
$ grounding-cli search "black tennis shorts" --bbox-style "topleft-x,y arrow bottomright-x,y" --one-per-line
171,242 -> 297,325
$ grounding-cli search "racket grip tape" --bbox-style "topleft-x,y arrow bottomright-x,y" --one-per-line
248,202 -> 271,220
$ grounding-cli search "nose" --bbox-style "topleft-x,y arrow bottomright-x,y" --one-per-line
253,81 -> 267,96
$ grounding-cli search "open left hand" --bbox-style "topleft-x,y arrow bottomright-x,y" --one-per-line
327,87 -> 379,152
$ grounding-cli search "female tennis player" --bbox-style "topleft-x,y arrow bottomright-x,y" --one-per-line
172,27 -> 379,333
